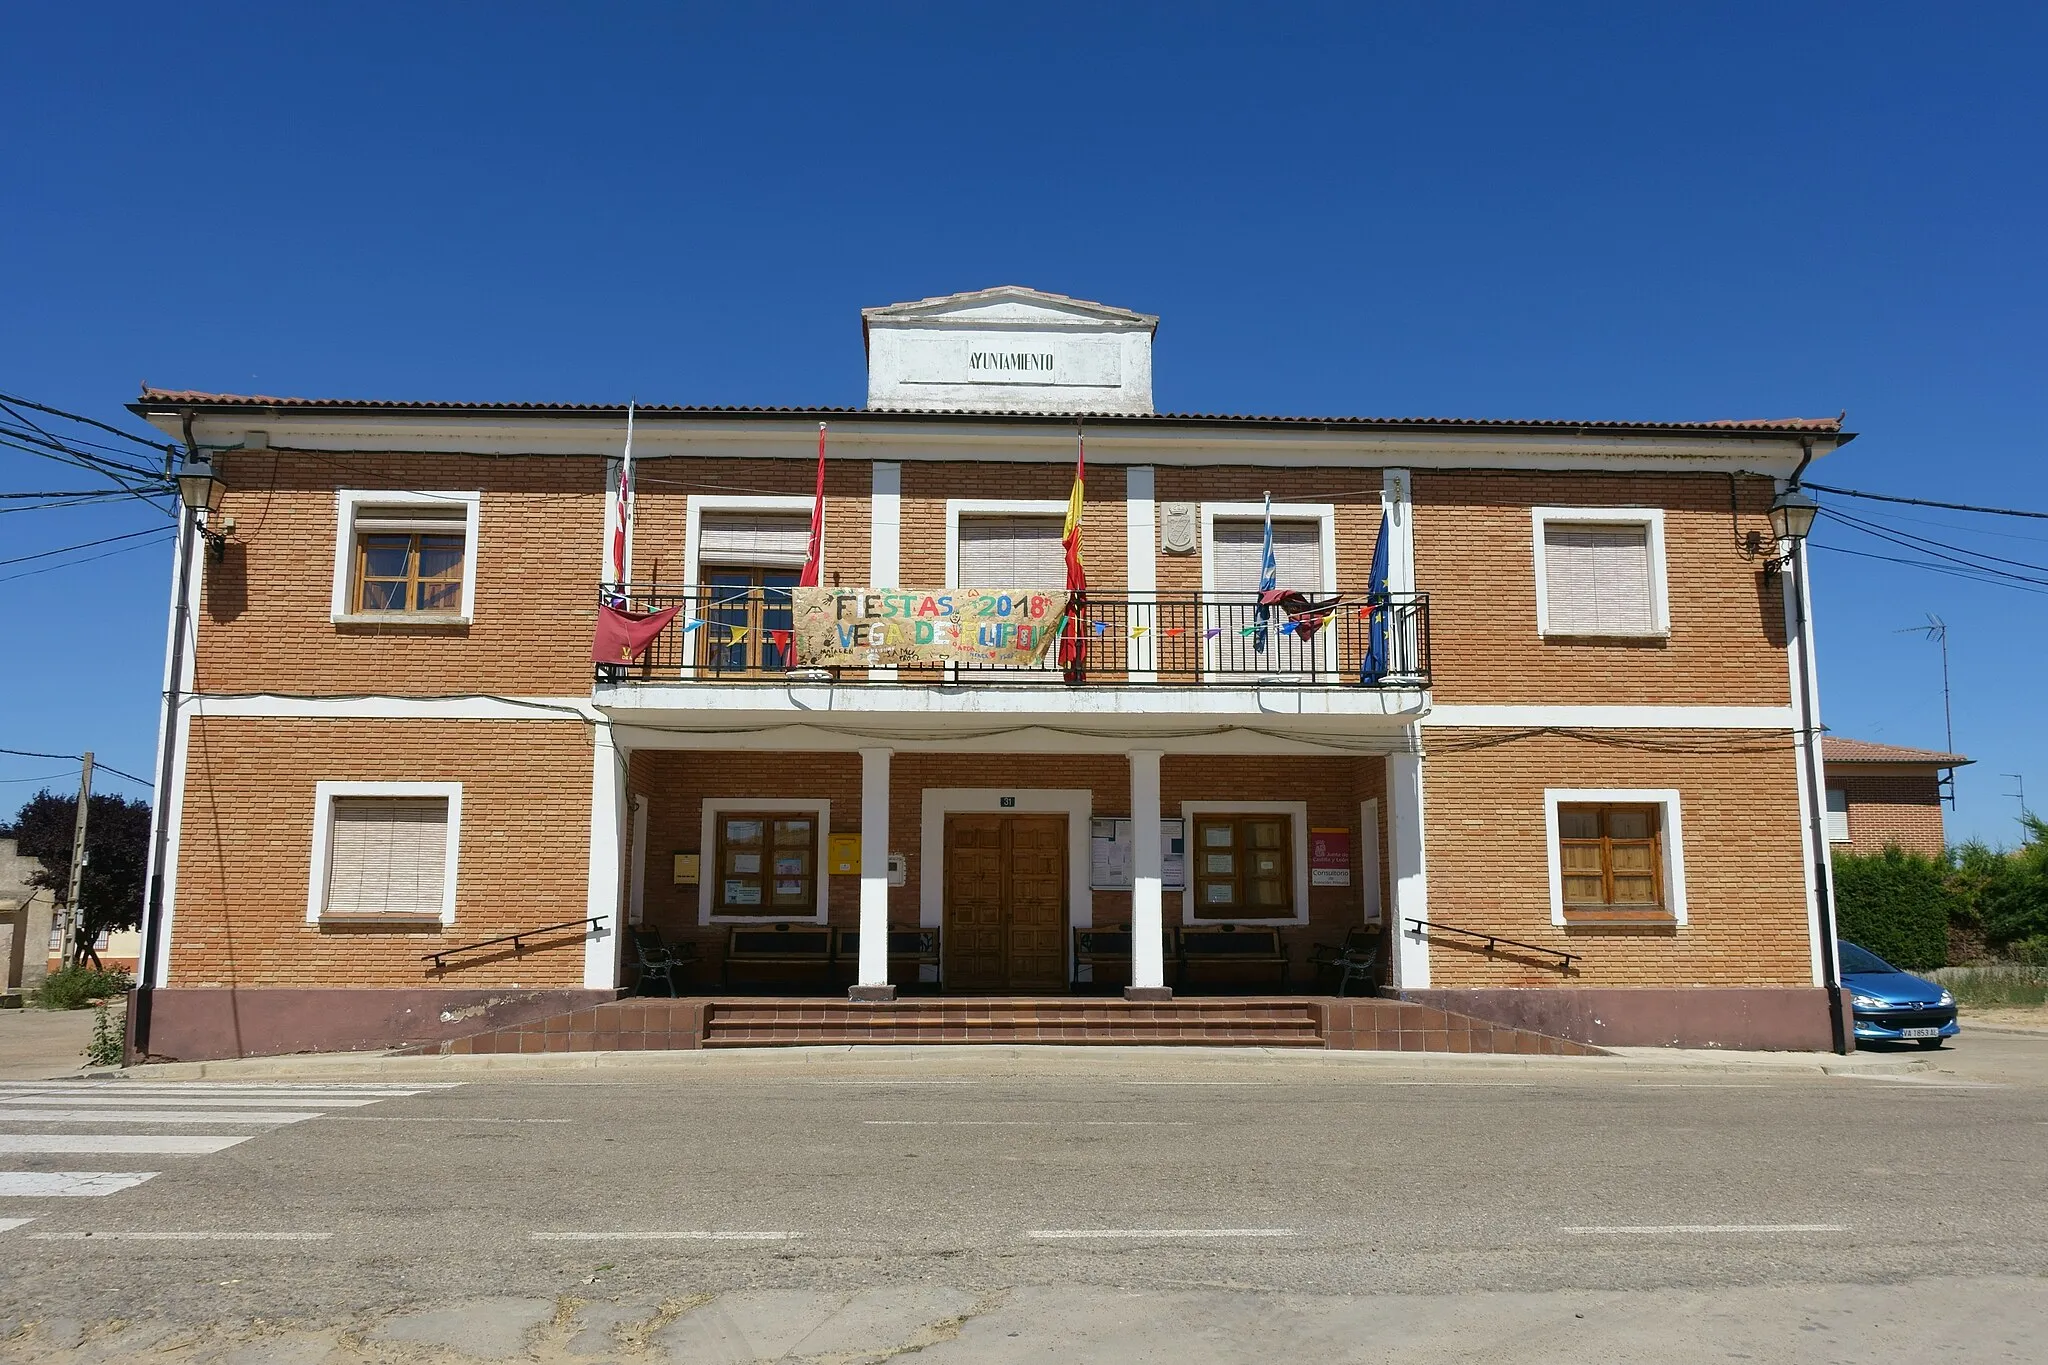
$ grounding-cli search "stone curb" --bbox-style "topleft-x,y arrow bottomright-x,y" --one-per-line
72,1041 -> 1934,1083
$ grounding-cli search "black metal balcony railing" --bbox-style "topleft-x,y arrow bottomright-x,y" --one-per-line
595,585 -> 1431,688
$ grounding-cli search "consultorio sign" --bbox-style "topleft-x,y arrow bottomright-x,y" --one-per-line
793,587 -> 1069,667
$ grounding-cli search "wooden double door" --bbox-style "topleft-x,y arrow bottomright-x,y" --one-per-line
942,814 -> 1068,993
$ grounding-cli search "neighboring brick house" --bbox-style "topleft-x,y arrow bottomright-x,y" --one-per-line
1822,737 -> 1970,857
126,286 -> 1858,1058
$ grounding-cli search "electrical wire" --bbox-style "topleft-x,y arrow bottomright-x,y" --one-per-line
1820,506 -> 2048,578
0,748 -> 155,790
0,391 -> 177,454
0,530 -> 176,583
1803,480 -> 2048,522
0,524 -> 173,568
1807,543 -> 2048,596
0,770 -> 78,785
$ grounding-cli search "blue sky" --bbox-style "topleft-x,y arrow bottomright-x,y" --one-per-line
3,3 -> 2043,844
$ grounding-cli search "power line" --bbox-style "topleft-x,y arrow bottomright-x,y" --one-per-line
1820,507 -> 2048,580
0,391 -> 177,455
1808,543 -> 2048,596
0,748 -> 153,790
0,529 -> 175,584
0,524 -> 172,568
1804,481 -> 2048,522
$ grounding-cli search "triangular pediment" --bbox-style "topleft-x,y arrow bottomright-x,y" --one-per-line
862,286 -> 1157,331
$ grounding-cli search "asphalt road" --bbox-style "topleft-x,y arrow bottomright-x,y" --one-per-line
1,1039 -> 2044,1362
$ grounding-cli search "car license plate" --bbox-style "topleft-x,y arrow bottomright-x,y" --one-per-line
1900,1027 -> 1941,1039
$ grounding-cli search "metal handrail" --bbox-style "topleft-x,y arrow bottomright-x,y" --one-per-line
423,917 -> 605,971
595,585 -> 1431,689
1404,918 -> 1581,972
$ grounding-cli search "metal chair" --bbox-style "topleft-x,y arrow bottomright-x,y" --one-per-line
1309,926 -> 1382,998
631,929 -> 685,998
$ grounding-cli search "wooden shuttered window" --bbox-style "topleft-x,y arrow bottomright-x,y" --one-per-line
714,812 -> 818,917
1825,787 -> 1851,844
324,798 -> 450,918
1191,814 -> 1293,919
957,516 -> 1066,587
353,506 -> 467,614
1542,523 -> 1655,635
699,514 -> 810,566
1556,803 -> 1668,921
1211,519 -> 1325,593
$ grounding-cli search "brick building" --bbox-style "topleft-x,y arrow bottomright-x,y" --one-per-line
127,287 -> 1856,1058
1823,737 -> 1970,857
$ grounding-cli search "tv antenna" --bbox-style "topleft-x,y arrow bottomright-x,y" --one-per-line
2002,773 -> 2029,833
1897,614 -> 1956,807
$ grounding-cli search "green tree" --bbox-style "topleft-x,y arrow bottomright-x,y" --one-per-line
1976,814 -> 2048,952
1831,844 -> 1957,971
1,790 -> 151,967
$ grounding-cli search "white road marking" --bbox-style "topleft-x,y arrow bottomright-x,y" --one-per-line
809,1080 -> 979,1087
1122,1081 -> 1273,1086
0,1172 -> 159,1197
531,1231 -> 800,1241
1028,1228 -> 1301,1240
864,1120 -> 1052,1126
0,1109 -> 319,1125
0,1094 -> 381,1108
0,1218 -> 35,1233
1561,1224 -> 1848,1234
1083,1121 -> 1194,1126
314,1116 -> 572,1124
0,1134 -> 253,1155
0,1086 -> 424,1099
30,1230 -> 334,1241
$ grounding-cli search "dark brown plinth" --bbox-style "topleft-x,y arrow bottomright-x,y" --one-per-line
848,984 -> 898,1001
1123,986 -> 1175,1001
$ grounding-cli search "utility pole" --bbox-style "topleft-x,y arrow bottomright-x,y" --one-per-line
60,751 -> 93,970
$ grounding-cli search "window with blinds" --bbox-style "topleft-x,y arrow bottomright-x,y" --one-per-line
699,513 -> 811,566
1541,522 -> 1657,636
1825,787 -> 1851,843
957,515 -> 1066,587
1211,519 -> 1326,593
324,797 -> 451,918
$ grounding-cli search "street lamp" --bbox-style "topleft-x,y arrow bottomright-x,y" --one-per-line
175,448 -> 229,562
1768,486 -> 1820,547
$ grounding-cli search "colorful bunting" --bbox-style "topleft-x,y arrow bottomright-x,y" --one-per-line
1205,627 -> 1222,639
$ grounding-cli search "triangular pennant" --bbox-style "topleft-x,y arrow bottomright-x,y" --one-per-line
1205,627 -> 1222,639
1130,625 -> 1149,638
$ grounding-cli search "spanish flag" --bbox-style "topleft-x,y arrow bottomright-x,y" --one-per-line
1058,430 -> 1088,671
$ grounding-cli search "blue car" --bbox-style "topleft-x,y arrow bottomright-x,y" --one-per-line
1841,941 -> 1959,1048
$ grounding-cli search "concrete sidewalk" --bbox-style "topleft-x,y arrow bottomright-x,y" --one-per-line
92,1039 -> 1937,1083
0,1005 -> 101,1080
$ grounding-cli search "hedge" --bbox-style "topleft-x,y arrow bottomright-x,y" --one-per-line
1832,846 -> 1955,971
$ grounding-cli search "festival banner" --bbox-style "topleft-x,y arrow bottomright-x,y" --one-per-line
793,587 -> 1070,667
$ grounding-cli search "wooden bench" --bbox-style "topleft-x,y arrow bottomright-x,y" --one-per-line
1178,923 -> 1290,991
1072,923 -> 1179,993
834,926 -> 940,992
721,922 -> 835,991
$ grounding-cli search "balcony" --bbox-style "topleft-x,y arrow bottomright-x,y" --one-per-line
595,585 -> 1430,689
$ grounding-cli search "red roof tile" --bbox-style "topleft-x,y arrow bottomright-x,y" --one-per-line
132,388 -> 1846,436
1824,737 -> 1971,767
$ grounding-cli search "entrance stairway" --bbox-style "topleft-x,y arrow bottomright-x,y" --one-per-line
429,996 -> 1602,1056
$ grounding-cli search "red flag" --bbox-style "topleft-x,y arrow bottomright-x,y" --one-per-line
798,422 -> 827,588
591,602 -> 680,664
1058,430 -> 1088,670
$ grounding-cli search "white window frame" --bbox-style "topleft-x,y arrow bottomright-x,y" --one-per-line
945,499 -> 1072,586
698,798 -> 831,925
330,490 -> 481,625
685,495 -> 818,582
1179,799 -> 1312,925
1199,502 -> 1338,678
1825,786 -> 1851,844
306,780 -> 463,925
1530,506 -> 1669,639
1542,787 -> 1688,926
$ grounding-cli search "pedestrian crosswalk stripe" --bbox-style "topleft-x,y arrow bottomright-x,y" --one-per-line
0,1135 -> 254,1156
0,1094 -> 382,1108
0,1172 -> 158,1197
0,1086 -> 427,1099
0,1218 -> 35,1233
0,1109 -> 321,1126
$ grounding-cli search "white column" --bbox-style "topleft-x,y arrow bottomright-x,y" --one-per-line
854,746 -> 895,998
583,724 -> 625,989
869,462 -> 902,682
1387,744 -> 1431,989
1125,466 -> 1157,683
1127,749 -> 1170,997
